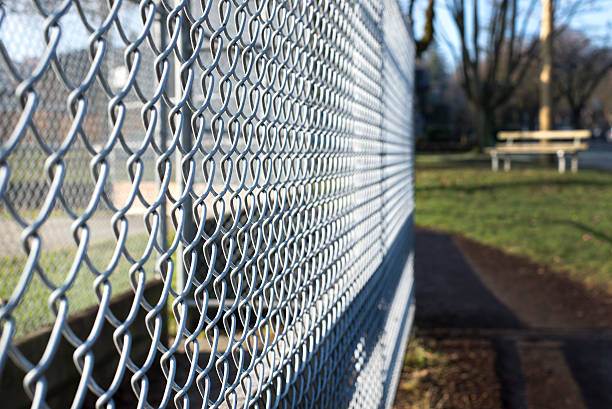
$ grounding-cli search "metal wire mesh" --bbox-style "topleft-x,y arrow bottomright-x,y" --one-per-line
0,0 -> 415,407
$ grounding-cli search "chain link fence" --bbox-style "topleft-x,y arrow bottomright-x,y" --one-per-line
0,0 -> 415,407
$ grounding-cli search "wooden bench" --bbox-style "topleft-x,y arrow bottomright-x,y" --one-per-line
487,130 -> 590,173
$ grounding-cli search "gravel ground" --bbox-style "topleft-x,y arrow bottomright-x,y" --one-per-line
393,336 -> 502,409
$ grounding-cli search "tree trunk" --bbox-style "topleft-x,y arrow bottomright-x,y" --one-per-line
472,104 -> 495,152
570,106 -> 582,129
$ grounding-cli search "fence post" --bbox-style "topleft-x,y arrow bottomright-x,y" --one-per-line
175,7 -> 197,317
156,5 -> 169,345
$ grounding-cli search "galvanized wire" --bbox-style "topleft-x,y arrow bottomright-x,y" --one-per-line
0,0 -> 415,408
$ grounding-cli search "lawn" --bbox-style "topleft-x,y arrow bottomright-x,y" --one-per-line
415,153 -> 612,292
1,232 -> 159,339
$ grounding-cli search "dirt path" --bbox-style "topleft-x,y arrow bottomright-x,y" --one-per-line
454,234 -> 612,330
395,228 -> 612,409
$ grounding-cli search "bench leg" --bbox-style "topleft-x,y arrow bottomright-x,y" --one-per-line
557,151 -> 566,173
571,155 -> 578,173
491,153 -> 499,172
503,157 -> 511,172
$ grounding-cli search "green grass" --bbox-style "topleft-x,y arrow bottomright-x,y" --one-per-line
403,337 -> 444,369
7,146 -> 93,184
1,233 -> 159,339
415,153 -> 612,291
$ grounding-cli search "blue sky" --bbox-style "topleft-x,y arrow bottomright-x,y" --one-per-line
407,0 -> 612,70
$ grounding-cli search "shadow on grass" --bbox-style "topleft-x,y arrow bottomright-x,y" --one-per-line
553,220 -> 612,245
415,178 -> 612,194
415,159 -> 491,170
415,154 -> 585,171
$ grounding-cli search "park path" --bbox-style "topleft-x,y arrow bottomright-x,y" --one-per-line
395,228 -> 612,409
579,140 -> 612,171
0,214 -> 147,257
0,181 -> 247,258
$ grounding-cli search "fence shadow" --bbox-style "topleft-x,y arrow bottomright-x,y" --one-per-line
414,228 -> 612,409
414,230 -> 524,330
413,229 -> 527,409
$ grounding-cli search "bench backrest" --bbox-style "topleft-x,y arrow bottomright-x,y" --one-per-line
497,130 -> 590,141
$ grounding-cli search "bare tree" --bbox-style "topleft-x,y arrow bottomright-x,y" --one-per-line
553,28 -> 612,128
408,0 -> 436,58
448,0 -> 541,149
445,0 -> 595,149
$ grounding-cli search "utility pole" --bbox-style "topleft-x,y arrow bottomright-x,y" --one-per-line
539,0 -> 553,131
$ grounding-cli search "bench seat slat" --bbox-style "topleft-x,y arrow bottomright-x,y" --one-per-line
487,143 -> 588,154
497,130 -> 590,140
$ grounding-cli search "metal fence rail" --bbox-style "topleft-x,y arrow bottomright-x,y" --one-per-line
0,0 -> 415,408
